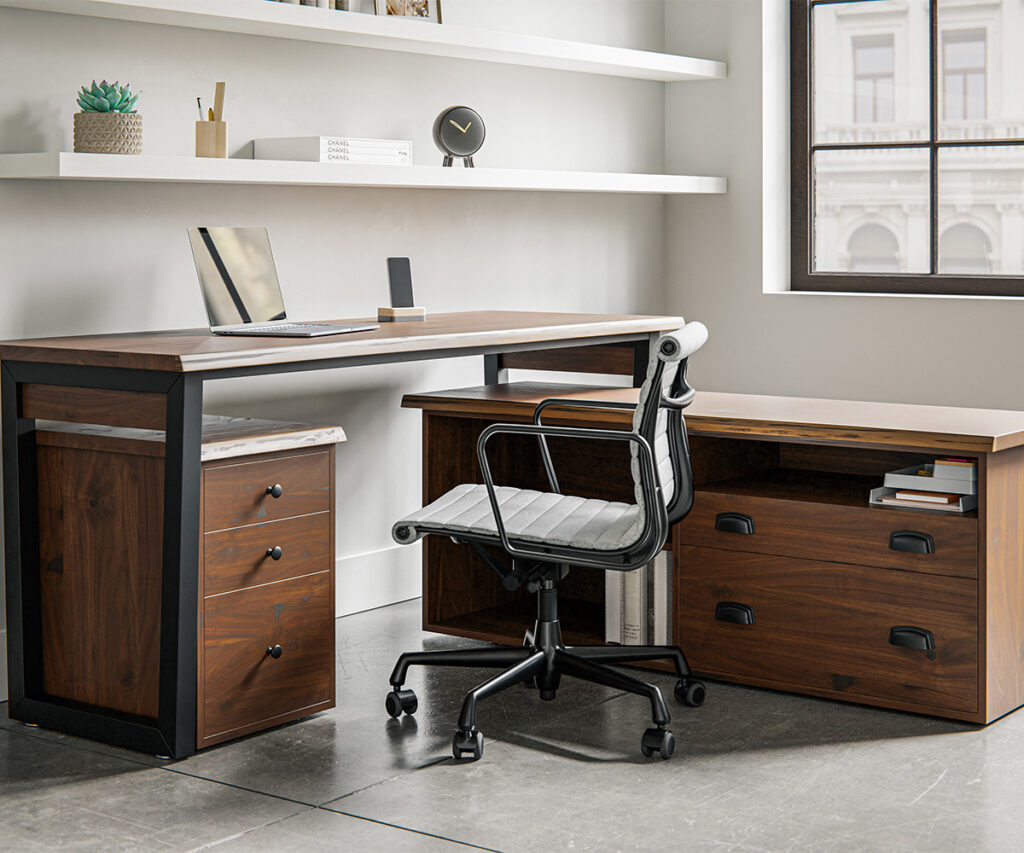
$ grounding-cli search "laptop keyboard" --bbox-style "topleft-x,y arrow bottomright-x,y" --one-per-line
248,323 -> 330,331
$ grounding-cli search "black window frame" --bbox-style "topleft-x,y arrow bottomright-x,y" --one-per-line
791,0 -> 1024,296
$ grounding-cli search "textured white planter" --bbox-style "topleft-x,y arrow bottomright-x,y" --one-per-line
73,112 -> 143,154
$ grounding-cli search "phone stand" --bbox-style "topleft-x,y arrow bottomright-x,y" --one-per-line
377,306 -> 426,323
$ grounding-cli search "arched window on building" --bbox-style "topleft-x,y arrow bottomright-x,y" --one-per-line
847,224 -> 900,272
939,223 -> 991,274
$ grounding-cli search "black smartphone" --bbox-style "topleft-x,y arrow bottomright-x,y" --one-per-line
387,257 -> 414,308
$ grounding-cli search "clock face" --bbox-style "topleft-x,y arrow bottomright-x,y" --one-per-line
434,106 -> 485,158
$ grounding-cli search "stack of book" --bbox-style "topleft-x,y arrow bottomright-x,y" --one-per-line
869,457 -> 978,513
605,551 -> 672,646
253,136 -> 412,165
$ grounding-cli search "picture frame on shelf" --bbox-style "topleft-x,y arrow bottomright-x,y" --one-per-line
333,0 -> 377,11
374,0 -> 442,23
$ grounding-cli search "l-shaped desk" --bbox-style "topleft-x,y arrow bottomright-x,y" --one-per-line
1,310 -> 679,758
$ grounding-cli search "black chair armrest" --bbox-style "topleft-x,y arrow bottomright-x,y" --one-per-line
531,397 -> 638,493
476,423 -> 664,570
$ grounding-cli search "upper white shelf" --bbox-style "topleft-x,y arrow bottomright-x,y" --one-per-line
0,0 -> 726,82
0,153 -> 728,196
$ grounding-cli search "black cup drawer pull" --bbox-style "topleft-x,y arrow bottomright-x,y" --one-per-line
715,512 -> 756,535
715,601 -> 756,625
889,530 -> 935,554
889,626 -> 935,651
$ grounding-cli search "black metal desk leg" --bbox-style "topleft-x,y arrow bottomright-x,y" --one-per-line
483,354 -> 508,385
158,373 -> 203,758
1,363 -> 41,713
633,333 -> 658,387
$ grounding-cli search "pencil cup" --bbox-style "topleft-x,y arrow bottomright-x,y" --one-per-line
195,121 -> 227,158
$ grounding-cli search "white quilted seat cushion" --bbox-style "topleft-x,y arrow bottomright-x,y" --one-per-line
393,483 -> 643,551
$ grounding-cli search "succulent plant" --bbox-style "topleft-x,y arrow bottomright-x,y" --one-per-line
76,80 -> 139,113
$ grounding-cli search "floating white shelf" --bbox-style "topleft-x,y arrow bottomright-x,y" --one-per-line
0,0 -> 726,82
0,153 -> 728,196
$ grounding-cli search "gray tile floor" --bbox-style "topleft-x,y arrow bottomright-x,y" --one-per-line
3,598 -> 1024,852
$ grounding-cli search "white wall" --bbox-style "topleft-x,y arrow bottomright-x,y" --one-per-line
665,0 -> 1024,408
0,0 -> 669,702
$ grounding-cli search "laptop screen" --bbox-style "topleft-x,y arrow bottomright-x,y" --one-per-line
189,227 -> 288,327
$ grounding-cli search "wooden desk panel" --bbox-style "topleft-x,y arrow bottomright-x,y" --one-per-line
402,383 -> 1024,453
0,311 -> 680,373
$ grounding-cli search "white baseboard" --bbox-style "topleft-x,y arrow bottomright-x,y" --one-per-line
335,543 -> 421,618
0,629 -> 7,703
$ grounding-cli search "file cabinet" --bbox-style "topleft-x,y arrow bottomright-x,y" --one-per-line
402,382 -> 1024,725
34,416 -> 343,750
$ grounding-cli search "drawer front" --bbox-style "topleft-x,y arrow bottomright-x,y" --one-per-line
677,546 -> 978,713
201,572 -> 334,740
204,450 -> 331,532
676,491 -> 978,579
204,511 -> 331,596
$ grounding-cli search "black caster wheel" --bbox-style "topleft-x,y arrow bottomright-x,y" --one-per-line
385,688 -> 418,718
675,679 -> 706,707
452,729 -> 484,761
640,727 -> 675,760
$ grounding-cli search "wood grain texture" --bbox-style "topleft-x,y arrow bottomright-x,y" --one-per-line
981,446 -> 1024,722
36,415 -> 345,461
497,343 -> 636,376
676,488 -> 978,579
22,385 -> 166,430
199,572 -> 334,746
422,411 -> 627,632
203,449 -> 331,532
0,311 -> 682,373
197,444 -> 336,749
675,546 -> 979,713
203,511 -> 331,597
402,383 -> 1024,452
38,444 -> 163,718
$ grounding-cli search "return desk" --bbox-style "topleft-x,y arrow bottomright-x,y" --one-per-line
0,311 -> 681,758
404,382 -> 1024,725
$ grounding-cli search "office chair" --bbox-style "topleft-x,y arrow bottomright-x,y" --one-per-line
385,322 -> 709,761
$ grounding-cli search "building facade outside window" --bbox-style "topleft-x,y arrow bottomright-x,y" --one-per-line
791,0 -> 1024,295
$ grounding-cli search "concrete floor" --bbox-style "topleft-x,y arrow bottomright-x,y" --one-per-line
2,598 -> 1024,852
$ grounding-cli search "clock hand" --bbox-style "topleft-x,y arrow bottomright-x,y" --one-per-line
449,119 -> 467,133
463,122 -> 472,133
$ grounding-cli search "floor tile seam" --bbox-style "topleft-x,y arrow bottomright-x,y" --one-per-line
314,809 -> 504,853
315,754 -> 452,806
182,807 -> 316,852
159,764 -> 320,808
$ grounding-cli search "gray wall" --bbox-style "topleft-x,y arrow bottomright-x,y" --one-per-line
665,0 -> 1024,408
0,0 -> 675,701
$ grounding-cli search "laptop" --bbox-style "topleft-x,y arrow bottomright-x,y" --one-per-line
188,226 -> 379,337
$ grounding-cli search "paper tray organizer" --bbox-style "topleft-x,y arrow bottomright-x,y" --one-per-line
882,464 -> 977,496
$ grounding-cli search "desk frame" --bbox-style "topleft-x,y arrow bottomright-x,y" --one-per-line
2,326 -> 659,758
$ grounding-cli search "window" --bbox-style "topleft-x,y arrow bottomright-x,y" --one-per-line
942,30 -> 986,122
791,0 -> 1024,296
854,36 -> 895,123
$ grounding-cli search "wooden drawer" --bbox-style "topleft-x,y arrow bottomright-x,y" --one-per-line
203,450 -> 331,532
204,511 -> 331,597
199,572 -> 334,745
677,546 -> 978,714
676,491 -> 978,579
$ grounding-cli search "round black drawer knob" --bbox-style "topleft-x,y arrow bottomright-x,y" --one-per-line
267,644 -> 283,659
266,484 -> 283,499
267,546 -> 283,561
